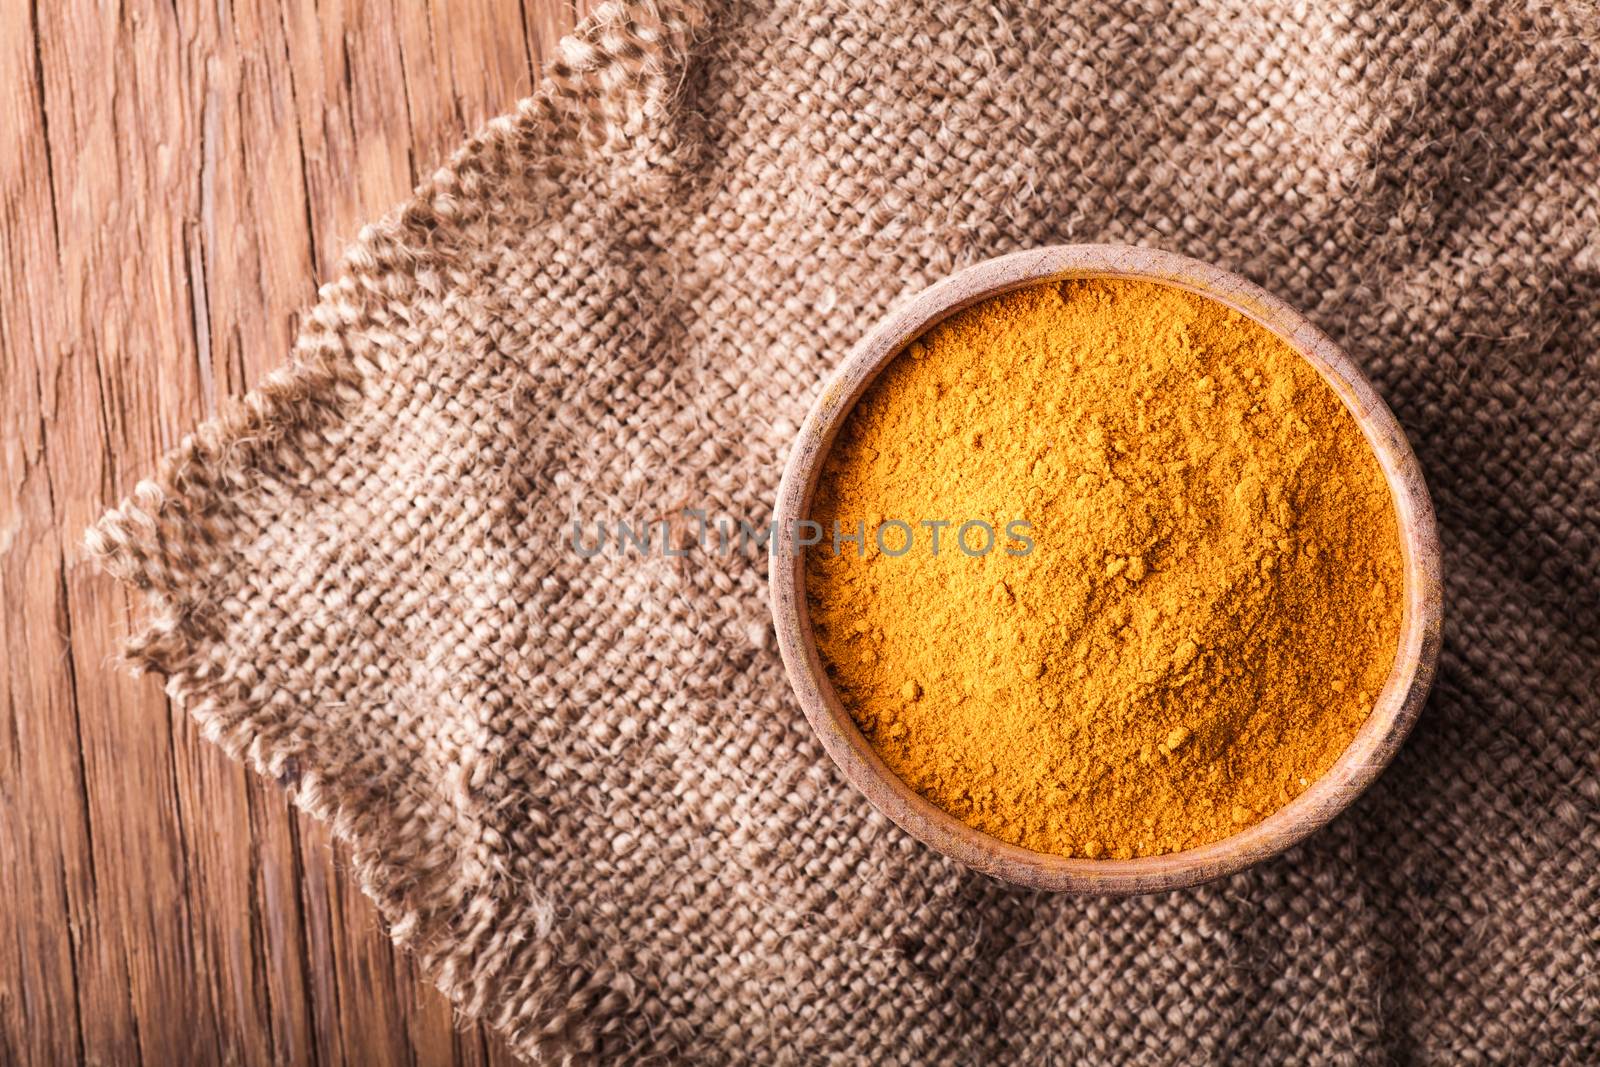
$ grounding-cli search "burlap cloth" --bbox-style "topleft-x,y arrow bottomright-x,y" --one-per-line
89,1 -> 1599,1061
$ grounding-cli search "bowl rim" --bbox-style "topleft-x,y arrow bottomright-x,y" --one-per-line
767,243 -> 1444,895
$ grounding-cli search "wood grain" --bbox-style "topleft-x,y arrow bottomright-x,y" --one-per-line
1,2 -> 589,1063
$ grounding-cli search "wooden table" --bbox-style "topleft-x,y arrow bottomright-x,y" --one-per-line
2,3 -> 586,1062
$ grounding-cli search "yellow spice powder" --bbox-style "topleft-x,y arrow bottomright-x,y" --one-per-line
805,278 -> 1405,859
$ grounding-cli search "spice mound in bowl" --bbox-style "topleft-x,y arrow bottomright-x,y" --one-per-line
804,277 -> 1405,861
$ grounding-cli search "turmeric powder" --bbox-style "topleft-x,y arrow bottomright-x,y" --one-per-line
805,278 -> 1404,858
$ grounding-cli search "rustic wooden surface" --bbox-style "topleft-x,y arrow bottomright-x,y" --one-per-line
1,2 -> 589,1063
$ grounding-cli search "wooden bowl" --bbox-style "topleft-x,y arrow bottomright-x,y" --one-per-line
768,244 -> 1444,895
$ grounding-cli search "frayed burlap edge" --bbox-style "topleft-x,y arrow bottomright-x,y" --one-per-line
85,2 -> 706,1060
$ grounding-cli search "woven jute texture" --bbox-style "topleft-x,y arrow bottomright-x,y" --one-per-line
90,1 -> 1599,1061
